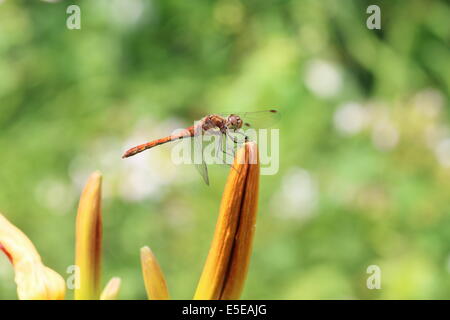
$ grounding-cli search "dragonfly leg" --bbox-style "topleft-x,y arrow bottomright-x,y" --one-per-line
210,133 -> 239,173
226,132 -> 239,144
233,130 -> 249,142
224,150 -> 240,174
210,134 -> 235,164
215,135 -> 226,163
222,149 -> 235,159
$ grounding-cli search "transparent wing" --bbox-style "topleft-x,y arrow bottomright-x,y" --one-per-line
192,122 -> 210,185
216,109 -> 281,129
216,133 -> 238,166
194,162 -> 209,186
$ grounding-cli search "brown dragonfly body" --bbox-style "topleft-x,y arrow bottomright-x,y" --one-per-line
122,109 -> 279,185
122,114 -> 243,158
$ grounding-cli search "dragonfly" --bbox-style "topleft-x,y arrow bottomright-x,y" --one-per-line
122,109 -> 280,185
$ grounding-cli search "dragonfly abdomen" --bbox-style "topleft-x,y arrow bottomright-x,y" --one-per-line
122,126 -> 194,158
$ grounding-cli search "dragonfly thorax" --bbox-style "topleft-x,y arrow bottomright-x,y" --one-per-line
201,114 -> 243,133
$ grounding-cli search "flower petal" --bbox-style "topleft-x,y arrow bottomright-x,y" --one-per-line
140,246 -> 170,300
100,277 -> 121,300
0,213 -> 66,300
74,171 -> 103,300
194,142 -> 260,299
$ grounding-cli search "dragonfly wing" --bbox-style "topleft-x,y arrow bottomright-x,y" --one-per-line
216,109 -> 281,129
192,122 -> 210,185
195,162 -> 209,186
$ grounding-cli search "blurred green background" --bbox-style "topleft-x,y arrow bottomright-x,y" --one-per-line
0,0 -> 449,299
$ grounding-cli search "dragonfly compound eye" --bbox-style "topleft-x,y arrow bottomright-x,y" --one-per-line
227,114 -> 242,129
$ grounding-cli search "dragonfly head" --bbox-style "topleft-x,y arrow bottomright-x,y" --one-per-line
226,114 -> 243,130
